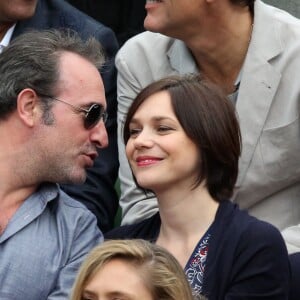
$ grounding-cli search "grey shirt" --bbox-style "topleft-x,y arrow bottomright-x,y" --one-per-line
0,183 -> 102,300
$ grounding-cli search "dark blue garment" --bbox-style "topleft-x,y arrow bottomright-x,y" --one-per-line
289,252 -> 300,300
105,201 -> 290,299
66,0 -> 146,46
11,0 -> 119,233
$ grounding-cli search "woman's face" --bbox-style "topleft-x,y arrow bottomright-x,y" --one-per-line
82,259 -> 153,300
126,91 -> 199,193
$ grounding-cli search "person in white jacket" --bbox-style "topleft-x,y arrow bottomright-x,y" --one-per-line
116,0 -> 300,253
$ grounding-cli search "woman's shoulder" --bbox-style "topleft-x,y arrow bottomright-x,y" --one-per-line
215,200 -> 287,252
204,201 -> 290,299
104,212 -> 161,241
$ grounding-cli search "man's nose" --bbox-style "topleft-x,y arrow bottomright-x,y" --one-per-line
90,121 -> 108,148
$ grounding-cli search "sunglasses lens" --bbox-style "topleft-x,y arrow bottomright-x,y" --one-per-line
84,104 -> 108,129
84,104 -> 102,129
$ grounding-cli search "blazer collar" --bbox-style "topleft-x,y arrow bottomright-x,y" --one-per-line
167,38 -> 198,74
248,0 -> 283,60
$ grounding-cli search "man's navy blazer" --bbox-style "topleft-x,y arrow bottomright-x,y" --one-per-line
12,0 -> 119,233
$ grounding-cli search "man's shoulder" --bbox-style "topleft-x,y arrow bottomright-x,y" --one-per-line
53,188 -> 102,241
262,1 -> 300,24
14,0 -> 118,48
41,0 -> 108,30
51,0 -> 118,44
115,31 -> 181,80
258,0 -> 300,38
40,185 -> 100,233
117,31 -> 175,60
56,188 -> 97,218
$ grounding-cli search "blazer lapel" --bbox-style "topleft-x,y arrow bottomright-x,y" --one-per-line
235,0 -> 283,188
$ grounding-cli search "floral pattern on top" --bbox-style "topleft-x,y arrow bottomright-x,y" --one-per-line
185,232 -> 211,297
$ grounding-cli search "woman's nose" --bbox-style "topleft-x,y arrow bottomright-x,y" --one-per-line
132,130 -> 154,149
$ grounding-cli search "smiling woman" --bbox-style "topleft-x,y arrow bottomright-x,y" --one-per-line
106,74 -> 290,299
123,75 -> 240,200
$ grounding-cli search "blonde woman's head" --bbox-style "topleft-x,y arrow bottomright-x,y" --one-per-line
71,239 -> 195,300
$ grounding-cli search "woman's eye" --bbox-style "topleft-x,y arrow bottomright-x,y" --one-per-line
129,128 -> 141,136
157,125 -> 173,133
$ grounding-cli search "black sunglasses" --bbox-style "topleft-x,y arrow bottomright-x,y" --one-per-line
38,93 -> 108,129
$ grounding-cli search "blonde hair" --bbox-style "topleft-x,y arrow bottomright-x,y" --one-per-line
70,239 -> 195,300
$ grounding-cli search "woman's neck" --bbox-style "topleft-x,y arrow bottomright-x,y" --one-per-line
158,185 -> 218,234
155,184 -> 219,267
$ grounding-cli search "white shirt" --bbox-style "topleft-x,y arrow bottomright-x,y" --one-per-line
0,24 -> 16,53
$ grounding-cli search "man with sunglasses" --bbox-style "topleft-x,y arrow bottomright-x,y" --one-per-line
0,29 -> 107,299
0,0 -> 119,233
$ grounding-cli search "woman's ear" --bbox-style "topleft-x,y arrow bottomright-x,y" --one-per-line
17,88 -> 39,127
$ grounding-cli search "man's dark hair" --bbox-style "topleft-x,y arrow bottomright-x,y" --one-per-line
0,29 -> 105,120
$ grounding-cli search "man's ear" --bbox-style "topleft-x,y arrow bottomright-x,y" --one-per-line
17,88 -> 40,127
